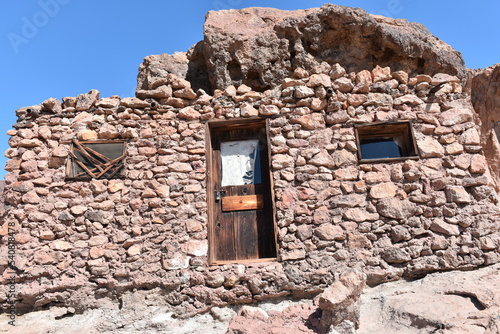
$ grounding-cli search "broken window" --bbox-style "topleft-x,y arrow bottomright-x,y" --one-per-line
220,139 -> 262,186
66,140 -> 126,180
355,121 -> 419,162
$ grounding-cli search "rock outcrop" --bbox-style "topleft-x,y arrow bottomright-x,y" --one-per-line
470,64 -> 500,191
137,4 -> 466,94
3,264 -> 498,334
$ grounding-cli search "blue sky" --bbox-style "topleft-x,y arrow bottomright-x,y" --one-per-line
1,0 -> 499,179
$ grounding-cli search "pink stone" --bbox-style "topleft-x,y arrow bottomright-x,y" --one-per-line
52,240 -> 73,251
179,107 -> 201,120
34,252 -> 56,265
127,244 -> 142,256
470,155 -> 487,174
120,97 -> 149,108
70,205 -> 88,215
108,180 -> 124,193
294,202 -> 311,216
272,154 -> 294,169
182,240 -> 208,257
309,150 -> 335,168
290,113 -> 325,130
307,73 -> 331,87
343,208 -> 379,222
259,105 -> 280,116
22,191 -> 41,204
372,65 -> 392,82
315,224 -> 345,241
169,162 -> 193,172
417,137 -> 445,158
369,182 -> 398,199
313,206 -> 330,224
76,90 -> 100,111
77,129 -> 98,140
438,108 -> 473,126
356,70 -> 373,85
280,249 -> 306,261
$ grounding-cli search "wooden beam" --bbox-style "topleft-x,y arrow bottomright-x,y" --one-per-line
222,195 -> 264,212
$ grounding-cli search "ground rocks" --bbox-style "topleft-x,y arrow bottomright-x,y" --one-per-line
3,264 -> 498,334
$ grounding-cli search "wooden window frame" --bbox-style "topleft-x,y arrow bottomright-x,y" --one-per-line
354,121 -> 420,163
206,118 -> 279,265
66,139 -> 126,180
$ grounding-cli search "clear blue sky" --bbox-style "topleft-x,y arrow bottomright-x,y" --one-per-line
1,0 -> 499,179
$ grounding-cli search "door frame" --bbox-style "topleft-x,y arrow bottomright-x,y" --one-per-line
205,117 -> 278,265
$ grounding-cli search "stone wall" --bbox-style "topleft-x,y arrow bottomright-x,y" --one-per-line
1,62 -> 500,315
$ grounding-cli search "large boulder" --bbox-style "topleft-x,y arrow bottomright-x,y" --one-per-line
137,4 -> 466,94
470,64 -> 500,191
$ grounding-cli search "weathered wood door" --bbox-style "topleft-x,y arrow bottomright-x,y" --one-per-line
207,119 -> 277,263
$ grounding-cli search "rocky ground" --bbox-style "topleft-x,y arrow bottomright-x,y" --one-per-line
1,263 -> 498,334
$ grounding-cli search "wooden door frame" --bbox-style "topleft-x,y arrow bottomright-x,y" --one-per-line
205,117 -> 278,265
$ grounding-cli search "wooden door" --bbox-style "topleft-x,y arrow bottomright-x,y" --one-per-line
207,119 -> 277,263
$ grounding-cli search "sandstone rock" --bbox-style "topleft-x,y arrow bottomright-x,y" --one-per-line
360,264 -> 500,334
294,85 -> 315,98
75,90 -> 100,111
371,65 -> 391,83
280,249 -> 306,261
430,219 -> 460,236
77,129 -> 98,141
98,124 -> 120,139
120,97 -> 149,108
42,98 -> 62,113
259,105 -> 280,116
417,136 -> 445,158
178,107 -> 201,120
332,77 -> 354,92
343,208 -> 379,222
446,186 -> 472,204
290,113 -> 325,130
309,151 -> 335,168
173,87 -> 197,100
307,74 -> 331,87
431,73 -> 460,85
438,108 -> 473,126
369,182 -> 398,199
316,269 -> 366,332
136,45 -> 210,95
381,247 -> 411,263
315,224 -> 345,241
96,97 -> 121,108
470,154 -> 487,174
394,94 -> 424,105
182,240 -> 208,257
459,127 -> 481,145
377,198 -> 416,219
52,240 -> 73,251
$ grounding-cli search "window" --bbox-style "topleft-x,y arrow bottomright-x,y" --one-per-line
220,139 -> 262,187
66,140 -> 126,180
355,121 -> 419,162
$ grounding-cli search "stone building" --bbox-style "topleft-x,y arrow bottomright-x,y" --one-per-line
1,5 -> 499,315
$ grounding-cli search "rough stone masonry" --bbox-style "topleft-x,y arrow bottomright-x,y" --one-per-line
1,4 -> 500,319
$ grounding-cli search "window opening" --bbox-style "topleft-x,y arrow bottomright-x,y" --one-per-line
355,121 -> 419,162
66,140 -> 126,180
221,139 -> 262,186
